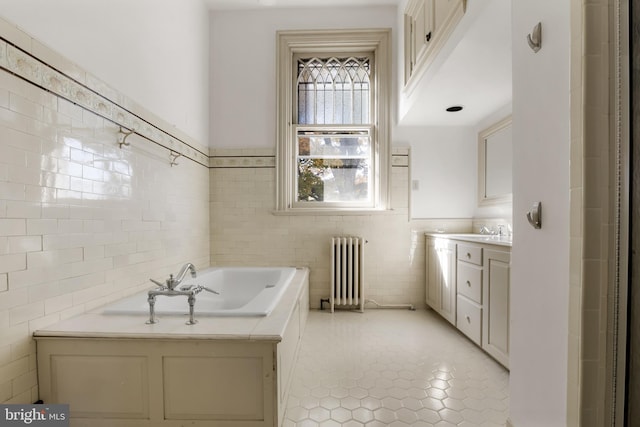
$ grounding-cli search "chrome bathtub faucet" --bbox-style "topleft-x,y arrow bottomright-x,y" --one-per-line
146,263 -> 210,325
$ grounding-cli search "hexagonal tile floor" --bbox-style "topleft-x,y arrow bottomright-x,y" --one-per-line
283,309 -> 509,426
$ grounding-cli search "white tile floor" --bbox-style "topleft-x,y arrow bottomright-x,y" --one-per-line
283,309 -> 509,427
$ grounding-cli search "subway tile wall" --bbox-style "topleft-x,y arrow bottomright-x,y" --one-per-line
209,148 -> 475,311
567,0 -> 585,424
575,0 -> 616,425
0,23 -> 210,403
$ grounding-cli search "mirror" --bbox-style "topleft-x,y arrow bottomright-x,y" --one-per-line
478,115 -> 512,206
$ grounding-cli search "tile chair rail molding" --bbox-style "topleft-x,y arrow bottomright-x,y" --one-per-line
0,35 -> 209,168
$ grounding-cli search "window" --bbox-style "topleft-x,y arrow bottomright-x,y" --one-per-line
276,30 -> 391,212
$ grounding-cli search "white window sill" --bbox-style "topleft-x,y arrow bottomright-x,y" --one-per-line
271,208 -> 395,216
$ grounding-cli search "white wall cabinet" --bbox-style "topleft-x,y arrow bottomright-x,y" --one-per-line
426,236 -> 457,325
425,234 -> 511,368
404,0 -> 433,83
403,0 -> 466,91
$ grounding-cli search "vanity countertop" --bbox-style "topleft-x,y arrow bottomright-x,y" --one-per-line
425,233 -> 512,248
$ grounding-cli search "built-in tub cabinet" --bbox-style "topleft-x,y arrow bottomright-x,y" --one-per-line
425,235 -> 511,368
403,0 -> 466,91
34,268 -> 309,427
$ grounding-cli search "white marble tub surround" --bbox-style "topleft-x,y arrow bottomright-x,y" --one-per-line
34,267 -> 309,341
103,266 -> 297,317
34,268 -> 309,427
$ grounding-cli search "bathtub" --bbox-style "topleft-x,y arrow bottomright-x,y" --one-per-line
34,267 -> 309,427
103,266 -> 297,317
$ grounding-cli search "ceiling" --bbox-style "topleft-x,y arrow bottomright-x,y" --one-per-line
206,0 -> 512,128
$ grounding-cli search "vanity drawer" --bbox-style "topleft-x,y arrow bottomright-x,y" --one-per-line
457,244 -> 482,265
457,262 -> 483,304
457,295 -> 482,346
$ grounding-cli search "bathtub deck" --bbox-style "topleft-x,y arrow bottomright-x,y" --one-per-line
33,267 -> 309,342
33,267 -> 310,427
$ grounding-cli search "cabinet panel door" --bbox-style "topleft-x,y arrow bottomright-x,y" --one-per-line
482,248 -> 510,368
438,241 -> 456,325
413,0 -> 434,66
426,237 -> 456,326
426,239 -> 440,309
434,0 -> 458,33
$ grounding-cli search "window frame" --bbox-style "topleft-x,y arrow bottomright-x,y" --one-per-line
275,29 -> 392,213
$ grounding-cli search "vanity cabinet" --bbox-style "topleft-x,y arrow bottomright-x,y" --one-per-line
425,234 -> 511,368
426,236 -> 456,325
403,0 -> 466,90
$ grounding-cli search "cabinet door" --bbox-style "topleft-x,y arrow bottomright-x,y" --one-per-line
434,0 -> 461,33
426,237 -> 456,325
426,239 -> 441,310
414,0 -> 434,68
482,248 -> 510,368
405,0 -> 434,81
403,0 -> 465,89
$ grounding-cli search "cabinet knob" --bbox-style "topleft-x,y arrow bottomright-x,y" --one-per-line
465,316 -> 471,323
425,31 -> 432,42
466,252 -> 471,259
466,280 -> 471,287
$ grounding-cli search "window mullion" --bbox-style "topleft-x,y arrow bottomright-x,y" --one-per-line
312,77 -> 316,125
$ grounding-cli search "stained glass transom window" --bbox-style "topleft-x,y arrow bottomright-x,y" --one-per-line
296,56 -> 371,125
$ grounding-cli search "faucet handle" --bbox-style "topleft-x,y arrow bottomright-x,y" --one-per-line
150,278 -> 165,288
180,284 -> 220,295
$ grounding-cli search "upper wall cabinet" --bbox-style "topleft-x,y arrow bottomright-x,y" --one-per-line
403,0 -> 466,93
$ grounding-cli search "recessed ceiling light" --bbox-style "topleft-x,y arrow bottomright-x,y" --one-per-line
446,105 -> 463,112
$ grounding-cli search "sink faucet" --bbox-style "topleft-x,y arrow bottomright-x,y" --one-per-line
146,263 -> 216,325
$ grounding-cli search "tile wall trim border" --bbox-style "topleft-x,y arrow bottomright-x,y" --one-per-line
210,155 -> 276,168
0,22 -> 209,168
209,150 -> 409,169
